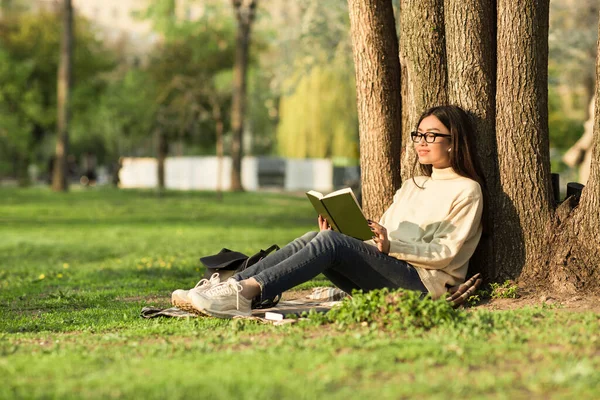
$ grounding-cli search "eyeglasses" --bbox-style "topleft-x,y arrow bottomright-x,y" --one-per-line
410,131 -> 451,143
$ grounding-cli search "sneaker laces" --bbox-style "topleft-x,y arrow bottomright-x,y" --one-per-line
190,273 -> 220,293
204,279 -> 243,310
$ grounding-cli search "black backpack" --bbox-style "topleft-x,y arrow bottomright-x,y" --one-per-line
199,244 -> 281,309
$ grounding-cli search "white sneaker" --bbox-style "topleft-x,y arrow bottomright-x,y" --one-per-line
171,273 -> 220,313
189,278 -> 252,318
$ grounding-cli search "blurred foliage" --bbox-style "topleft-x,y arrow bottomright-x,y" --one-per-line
548,73 -> 585,151
141,0 -> 250,156
548,0 -> 598,151
266,0 -> 358,159
0,10 -> 115,178
1,0 -> 595,178
276,52 -> 358,159
76,68 -> 157,161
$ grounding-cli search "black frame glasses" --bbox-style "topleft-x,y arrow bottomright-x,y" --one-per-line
410,131 -> 451,143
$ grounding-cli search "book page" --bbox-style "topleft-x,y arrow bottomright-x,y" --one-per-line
322,187 -> 353,199
320,189 -> 372,240
306,191 -> 340,232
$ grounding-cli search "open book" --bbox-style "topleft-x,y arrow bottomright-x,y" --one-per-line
306,188 -> 372,241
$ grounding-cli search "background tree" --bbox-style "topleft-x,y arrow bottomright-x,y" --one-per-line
276,52 -> 359,160
548,0 -> 599,181
549,0 -> 599,121
0,6 -> 112,183
51,0 -> 74,191
230,0 -> 257,192
142,1 -> 237,190
269,1 -> 360,164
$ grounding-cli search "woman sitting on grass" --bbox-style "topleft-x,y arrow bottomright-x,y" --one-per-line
172,105 -> 484,318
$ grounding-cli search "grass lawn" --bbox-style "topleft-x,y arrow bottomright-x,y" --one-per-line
1,187 -> 599,399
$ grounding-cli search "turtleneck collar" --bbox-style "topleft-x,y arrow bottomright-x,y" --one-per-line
431,167 -> 461,180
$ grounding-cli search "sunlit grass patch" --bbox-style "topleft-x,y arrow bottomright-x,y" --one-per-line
0,187 -> 599,399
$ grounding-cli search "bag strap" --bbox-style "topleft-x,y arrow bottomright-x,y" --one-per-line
263,244 -> 280,256
240,244 -> 280,272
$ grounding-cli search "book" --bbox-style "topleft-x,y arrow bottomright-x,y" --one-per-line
306,187 -> 373,241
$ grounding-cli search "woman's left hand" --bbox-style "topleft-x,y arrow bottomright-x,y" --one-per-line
368,220 -> 390,254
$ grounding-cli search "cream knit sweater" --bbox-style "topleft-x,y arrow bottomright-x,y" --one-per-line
368,167 -> 483,299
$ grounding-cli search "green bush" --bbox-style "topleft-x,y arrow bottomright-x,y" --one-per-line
314,288 -> 465,330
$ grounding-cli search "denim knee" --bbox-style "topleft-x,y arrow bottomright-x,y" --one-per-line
301,231 -> 319,241
314,229 -> 342,247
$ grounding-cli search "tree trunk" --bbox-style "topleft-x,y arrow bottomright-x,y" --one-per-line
353,0 -> 600,295
157,129 -> 167,191
347,0 -> 402,220
213,101 -> 224,202
398,0 -> 448,181
444,0 -> 499,281
543,19 -> 600,294
52,0 -> 73,192
496,0 -> 554,280
400,58 -> 411,176
230,0 -> 257,192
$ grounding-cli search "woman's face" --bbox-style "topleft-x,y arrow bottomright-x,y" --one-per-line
414,115 -> 452,169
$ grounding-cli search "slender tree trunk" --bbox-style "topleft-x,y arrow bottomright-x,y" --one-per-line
157,129 -> 167,191
543,18 -> 600,294
347,0 -> 402,220
496,0 -> 554,280
230,0 -> 257,192
52,0 -> 73,192
398,0 -> 448,181
213,101 -> 224,202
444,0 -> 499,281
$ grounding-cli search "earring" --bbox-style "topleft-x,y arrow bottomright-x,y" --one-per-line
447,149 -> 451,152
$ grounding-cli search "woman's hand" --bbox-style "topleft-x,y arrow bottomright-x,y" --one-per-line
318,215 -> 332,232
368,220 -> 390,254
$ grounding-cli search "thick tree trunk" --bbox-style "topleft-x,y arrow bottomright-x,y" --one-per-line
52,0 -> 73,192
400,58 -> 411,173
544,20 -> 600,294
444,0 -> 499,281
496,0 -> 554,280
398,0 -> 448,182
347,0 -> 402,220
230,0 -> 257,192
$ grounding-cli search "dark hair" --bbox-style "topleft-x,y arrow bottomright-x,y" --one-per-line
411,105 -> 484,188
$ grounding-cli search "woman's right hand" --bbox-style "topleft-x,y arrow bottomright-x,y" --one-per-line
318,215 -> 331,231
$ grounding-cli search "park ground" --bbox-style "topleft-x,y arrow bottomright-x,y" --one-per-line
1,188 -> 599,399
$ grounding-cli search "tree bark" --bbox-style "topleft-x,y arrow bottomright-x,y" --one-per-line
544,18 -> 600,294
213,100 -> 224,202
496,0 -> 554,280
230,0 -> 257,192
157,129 -> 167,191
347,0 -> 402,220
444,0 -> 498,281
398,0 -> 448,182
52,0 -> 73,192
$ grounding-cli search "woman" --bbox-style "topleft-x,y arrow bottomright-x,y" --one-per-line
175,105 -> 484,318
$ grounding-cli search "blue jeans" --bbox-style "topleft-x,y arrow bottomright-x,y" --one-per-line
234,230 -> 427,302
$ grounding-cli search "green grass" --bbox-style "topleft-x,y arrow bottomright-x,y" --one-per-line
1,187 -> 599,399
